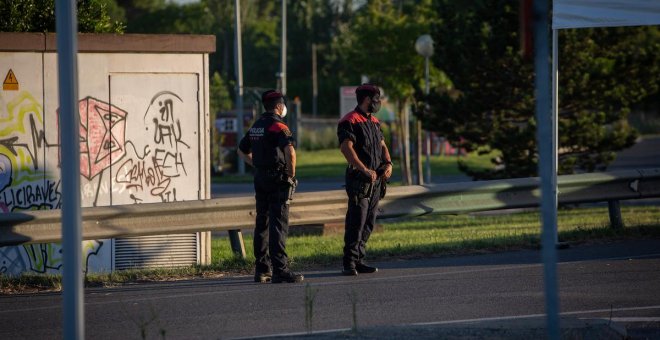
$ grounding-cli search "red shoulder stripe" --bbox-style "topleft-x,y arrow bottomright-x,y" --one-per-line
339,111 -> 368,124
268,122 -> 289,133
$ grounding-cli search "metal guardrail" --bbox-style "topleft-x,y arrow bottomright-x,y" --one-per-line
1,168 -> 659,247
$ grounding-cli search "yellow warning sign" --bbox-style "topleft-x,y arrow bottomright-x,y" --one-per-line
3,69 -> 19,91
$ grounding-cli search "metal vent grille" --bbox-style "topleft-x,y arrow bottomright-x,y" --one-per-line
114,234 -> 198,270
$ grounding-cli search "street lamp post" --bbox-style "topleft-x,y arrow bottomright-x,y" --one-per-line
234,0 -> 245,175
415,34 -> 434,184
280,0 -> 287,95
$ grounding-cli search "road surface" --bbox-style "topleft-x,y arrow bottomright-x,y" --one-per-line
1,239 -> 659,339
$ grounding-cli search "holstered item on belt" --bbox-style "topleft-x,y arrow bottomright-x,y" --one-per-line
379,179 -> 386,199
375,163 -> 389,199
347,170 -> 374,204
262,167 -> 285,179
284,176 -> 298,204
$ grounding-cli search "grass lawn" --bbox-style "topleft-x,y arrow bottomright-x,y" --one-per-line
210,205 -> 660,270
212,148 -> 497,184
3,205 -> 658,292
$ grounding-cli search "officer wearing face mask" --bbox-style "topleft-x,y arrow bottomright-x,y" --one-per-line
237,90 -> 303,284
337,84 -> 393,276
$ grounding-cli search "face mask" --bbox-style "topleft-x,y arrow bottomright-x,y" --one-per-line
280,104 -> 288,118
367,97 -> 381,113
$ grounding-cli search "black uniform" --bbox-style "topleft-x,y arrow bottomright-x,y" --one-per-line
238,112 -> 295,275
337,106 -> 386,269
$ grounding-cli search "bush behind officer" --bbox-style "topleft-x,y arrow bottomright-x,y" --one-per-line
337,84 -> 393,276
237,90 -> 303,284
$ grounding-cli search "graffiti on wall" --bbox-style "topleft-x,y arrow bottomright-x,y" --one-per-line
70,96 -> 128,206
1,87 -> 195,275
0,92 -> 61,212
115,91 -> 191,203
0,240 -> 104,275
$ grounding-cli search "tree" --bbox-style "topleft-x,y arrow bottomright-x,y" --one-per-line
123,1 -> 214,35
119,0 -> 359,117
0,0 -> 125,33
421,0 -> 657,179
287,0 -> 357,116
338,0 -> 441,184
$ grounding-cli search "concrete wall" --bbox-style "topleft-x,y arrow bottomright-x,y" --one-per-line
0,33 -> 214,275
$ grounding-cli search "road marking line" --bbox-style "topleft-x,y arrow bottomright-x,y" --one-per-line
235,305 -> 660,339
1,253 -> 658,312
607,317 -> 660,322
310,252 -> 660,287
232,327 -> 353,340
411,305 -> 660,326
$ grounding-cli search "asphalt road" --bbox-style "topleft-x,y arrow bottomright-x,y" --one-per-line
1,239 -> 659,339
609,135 -> 660,170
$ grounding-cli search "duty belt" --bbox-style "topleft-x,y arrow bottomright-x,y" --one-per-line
256,166 -> 286,178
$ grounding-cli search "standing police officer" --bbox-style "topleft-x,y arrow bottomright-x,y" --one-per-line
238,90 -> 304,284
337,84 -> 393,276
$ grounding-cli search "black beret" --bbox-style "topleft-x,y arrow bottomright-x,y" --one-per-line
262,90 -> 284,103
355,84 -> 380,97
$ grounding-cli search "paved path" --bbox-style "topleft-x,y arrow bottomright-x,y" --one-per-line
212,175 -> 469,198
212,136 -> 660,199
1,239 -> 659,339
610,135 -> 660,170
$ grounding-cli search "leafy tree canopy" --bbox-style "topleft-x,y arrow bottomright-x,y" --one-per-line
421,0 -> 658,179
0,0 -> 125,33
338,0 -> 438,103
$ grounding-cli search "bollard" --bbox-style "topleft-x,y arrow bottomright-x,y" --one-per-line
228,229 -> 246,258
607,200 -> 624,229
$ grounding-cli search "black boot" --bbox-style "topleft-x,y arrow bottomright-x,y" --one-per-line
342,266 -> 358,276
254,271 -> 272,283
272,270 -> 304,283
356,262 -> 378,274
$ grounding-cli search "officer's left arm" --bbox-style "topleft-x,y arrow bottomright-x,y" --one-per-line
276,124 -> 296,178
237,134 -> 253,167
380,140 -> 393,179
284,144 -> 296,178
237,148 -> 253,167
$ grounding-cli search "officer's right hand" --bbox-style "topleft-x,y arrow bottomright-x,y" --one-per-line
363,169 -> 377,182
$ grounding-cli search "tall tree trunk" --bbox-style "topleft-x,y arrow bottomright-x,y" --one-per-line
396,100 -> 412,185
415,119 -> 423,185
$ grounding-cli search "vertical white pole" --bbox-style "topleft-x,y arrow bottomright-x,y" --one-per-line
234,0 -> 245,175
55,0 -> 84,338
424,57 -> 431,184
312,43 -> 318,117
281,0 -> 287,95
552,29 -> 559,244
533,1 -> 560,339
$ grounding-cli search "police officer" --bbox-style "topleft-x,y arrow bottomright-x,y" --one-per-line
337,84 -> 393,276
237,90 -> 304,284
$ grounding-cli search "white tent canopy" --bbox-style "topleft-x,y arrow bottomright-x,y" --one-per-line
553,0 -> 660,29
537,2 -> 659,338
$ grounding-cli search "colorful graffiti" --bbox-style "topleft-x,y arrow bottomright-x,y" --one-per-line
77,97 -> 128,180
115,91 -> 191,203
0,92 -> 61,212
0,154 -> 12,212
1,86 -> 196,276
0,241 -> 105,275
68,96 -> 129,206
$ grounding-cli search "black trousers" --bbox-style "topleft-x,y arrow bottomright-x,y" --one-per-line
343,178 -> 381,268
253,171 -> 290,274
